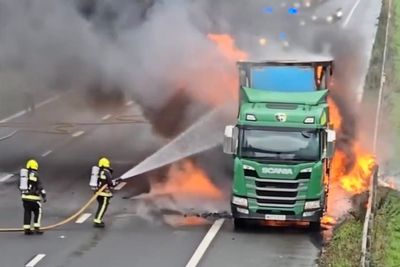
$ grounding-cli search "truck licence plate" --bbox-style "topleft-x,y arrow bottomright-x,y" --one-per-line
265,214 -> 286,221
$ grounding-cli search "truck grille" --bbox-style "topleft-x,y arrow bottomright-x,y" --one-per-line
256,209 -> 296,216
257,198 -> 296,205
245,168 -> 310,207
256,190 -> 297,198
255,180 -> 298,189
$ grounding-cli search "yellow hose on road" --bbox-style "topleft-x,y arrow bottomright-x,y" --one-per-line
0,185 -> 106,232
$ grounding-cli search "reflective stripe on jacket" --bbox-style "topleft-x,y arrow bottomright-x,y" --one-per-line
97,168 -> 113,197
21,170 -> 46,201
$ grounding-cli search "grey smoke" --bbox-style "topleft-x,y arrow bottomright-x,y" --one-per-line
0,0 -> 368,180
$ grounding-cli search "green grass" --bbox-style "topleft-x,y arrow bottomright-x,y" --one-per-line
319,218 -> 363,267
387,0 -> 400,168
371,189 -> 400,266
320,1 -> 391,266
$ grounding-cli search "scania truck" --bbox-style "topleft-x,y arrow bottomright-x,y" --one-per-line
223,59 -> 336,229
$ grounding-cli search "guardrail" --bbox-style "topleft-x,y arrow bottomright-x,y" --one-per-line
360,166 -> 378,267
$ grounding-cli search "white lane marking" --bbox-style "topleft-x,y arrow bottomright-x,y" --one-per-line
0,130 -> 18,141
0,173 -> 13,182
72,130 -> 85,137
185,219 -> 225,267
114,182 -> 127,191
0,95 -> 60,123
26,254 -> 46,267
35,95 -> 61,108
75,213 -> 92,224
41,150 -> 52,157
343,0 -> 361,27
125,100 -> 134,106
102,114 -> 112,120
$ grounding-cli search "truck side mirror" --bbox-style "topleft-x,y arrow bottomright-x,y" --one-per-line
223,125 -> 238,155
326,129 -> 336,158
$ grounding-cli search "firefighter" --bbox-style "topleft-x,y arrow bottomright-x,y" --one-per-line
21,159 -> 46,235
93,157 -> 115,228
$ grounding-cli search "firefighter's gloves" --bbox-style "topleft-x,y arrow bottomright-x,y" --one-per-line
112,178 -> 122,187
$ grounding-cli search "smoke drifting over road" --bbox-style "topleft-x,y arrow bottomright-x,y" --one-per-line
0,0 -> 373,218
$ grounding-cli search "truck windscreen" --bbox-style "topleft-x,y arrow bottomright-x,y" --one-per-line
240,129 -> 320,161
250,66 -> 316,92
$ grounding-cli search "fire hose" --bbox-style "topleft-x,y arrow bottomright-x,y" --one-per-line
0,185 -> 107,232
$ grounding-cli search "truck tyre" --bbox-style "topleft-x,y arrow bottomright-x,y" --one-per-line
234,218 -> 246,230
309,220 -> 321,231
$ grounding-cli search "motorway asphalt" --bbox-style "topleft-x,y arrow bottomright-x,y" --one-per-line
0,1 -> 381,267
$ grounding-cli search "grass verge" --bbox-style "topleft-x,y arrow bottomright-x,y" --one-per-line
319,218 -> 363,267
386,0 -> 400,168
371,188 -> 400,266
320,0 -> 389,266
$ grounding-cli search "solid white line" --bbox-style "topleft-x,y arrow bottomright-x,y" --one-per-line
41,150 -> 52,157
72,130 -> 85,137
125,100 -> 134,106
343,0 -> 361,27
0,173 -> 13,182
0,110 -> 26,124
102,114 -> 112,120
114,182 -> 127,191
0,95 -> 60,123
185,219 -> 225,267
26,254 -> 46,267
75,213 -> 92,224
372,0 -> 392,153
35,95 -> 61,108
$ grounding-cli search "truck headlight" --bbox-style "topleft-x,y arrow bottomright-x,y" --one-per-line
232,196 -> 248,207
243,165 -> 255,170
303,211 -> 316,217
303,117 -> 315,124
246,114 -> 257,121
237,207 -> 249,214
305,200 -> 320,210
300,167 -> 312,173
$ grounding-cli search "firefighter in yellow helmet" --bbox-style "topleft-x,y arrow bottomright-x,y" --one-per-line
21,159 -> 47,235
93,157 -> 115,228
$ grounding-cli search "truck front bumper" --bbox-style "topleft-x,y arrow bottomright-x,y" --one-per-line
231,203 -> 323,222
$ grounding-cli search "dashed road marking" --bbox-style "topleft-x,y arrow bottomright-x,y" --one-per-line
185,219 -> 225,267
0,173 -> 14,182
75,213 -> 92,224
72,131 -> 85,137
125,100 -> 134,106
26,254 -> 46,267
41,150 -> 52,157
0,95 -> 60,123
343,0 -> 361,27
101,114 -> 112,120
114,182 -> 127,191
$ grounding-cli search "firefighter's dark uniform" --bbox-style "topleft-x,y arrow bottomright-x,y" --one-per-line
21,169 -> 46,235
93,167 -> 113,227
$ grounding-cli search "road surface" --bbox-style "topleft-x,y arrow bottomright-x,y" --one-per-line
0,0 -> 381,266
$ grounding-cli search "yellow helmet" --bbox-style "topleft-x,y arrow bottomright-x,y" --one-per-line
26,159 -> 39,170
98,157 -> 110,168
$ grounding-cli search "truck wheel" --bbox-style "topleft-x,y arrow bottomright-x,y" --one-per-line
234,219 -> 246,230
309,221 -> 321,231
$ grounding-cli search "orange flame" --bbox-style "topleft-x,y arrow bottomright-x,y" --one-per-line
329,101 -> 376,194
321,215 -> 336,225
153,160 -> 222,199
207,34 -> 248,61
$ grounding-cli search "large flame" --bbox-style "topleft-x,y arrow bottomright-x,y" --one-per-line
207,34 -> 248,61
152,160 -> 222,199
329,100 -> 376,194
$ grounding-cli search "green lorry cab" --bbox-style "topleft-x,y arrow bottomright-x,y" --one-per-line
223,59 -> 336,229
